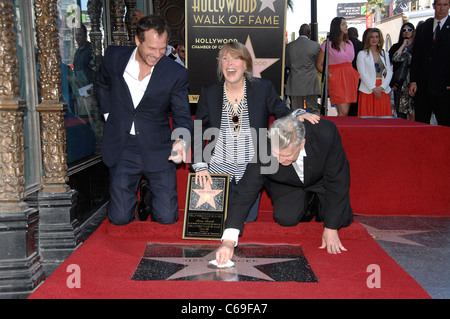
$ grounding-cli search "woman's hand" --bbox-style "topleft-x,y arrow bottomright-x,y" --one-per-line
297,112 -> 320,124
372,86 -> 384,99
168,139 -> 186,164
195,169 -> 213,188
216,240 -> 235,265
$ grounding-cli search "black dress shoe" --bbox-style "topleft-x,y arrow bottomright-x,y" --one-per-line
136,181 -> 151,221
300,193 -> 322,222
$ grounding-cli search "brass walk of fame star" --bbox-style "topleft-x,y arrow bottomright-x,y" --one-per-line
132,244 -> 318,282
361,223 -> 431,247
147,250 -> 298,281
259,0 -> 276,12
245,36 -> 279,78
193,183 -> 223,209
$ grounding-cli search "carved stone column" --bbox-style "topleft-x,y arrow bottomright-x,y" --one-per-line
111,0 -> 127,46
33,0 -> 81,274
125,0 -> 137,45
87,0 -> 103,141
87,0 -> 103,71
0,0 -> 44,298
34,0 -> 68,193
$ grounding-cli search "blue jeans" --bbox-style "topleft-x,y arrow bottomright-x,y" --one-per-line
107,136 -> 178,225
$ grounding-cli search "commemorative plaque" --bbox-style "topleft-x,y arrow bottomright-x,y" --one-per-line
182,173 -> 230,240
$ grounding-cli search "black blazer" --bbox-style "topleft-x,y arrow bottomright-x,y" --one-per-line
95,46 -> 193,171
192,77 -> 291,164
410,16 -> 450,96
225,119 -> 353,232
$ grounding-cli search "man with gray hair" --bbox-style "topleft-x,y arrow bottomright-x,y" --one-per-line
216,114 -> 353,264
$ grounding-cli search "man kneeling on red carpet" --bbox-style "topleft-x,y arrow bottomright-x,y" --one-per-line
216,114 -> 354,265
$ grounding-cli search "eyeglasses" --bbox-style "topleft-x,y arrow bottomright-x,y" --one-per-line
402,28 -> 413,32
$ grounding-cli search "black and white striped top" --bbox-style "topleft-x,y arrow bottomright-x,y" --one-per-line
208,82 -> 255,182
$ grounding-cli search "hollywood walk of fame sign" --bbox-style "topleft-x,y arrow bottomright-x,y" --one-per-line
131,244 -> 318,282
186,0 -> 287,102
182,173 -> 230,240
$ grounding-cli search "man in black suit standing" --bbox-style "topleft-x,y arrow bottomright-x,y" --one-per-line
409,0 -> 450,126
215,114 -> 353,264
348,27 -> 363,116
95,15 -> 193,225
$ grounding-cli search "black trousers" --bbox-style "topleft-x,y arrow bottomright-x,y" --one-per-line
415,90 -> 450,127
264,180 -> 324,226
265,179 -> 352,229
107,135 -> 178,225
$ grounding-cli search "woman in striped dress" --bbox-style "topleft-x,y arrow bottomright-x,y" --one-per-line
192,42 -> 318,222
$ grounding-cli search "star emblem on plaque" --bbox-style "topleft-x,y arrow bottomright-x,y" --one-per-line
183,174 -> 230,240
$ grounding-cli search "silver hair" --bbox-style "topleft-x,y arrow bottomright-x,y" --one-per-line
268,114 -> 306,149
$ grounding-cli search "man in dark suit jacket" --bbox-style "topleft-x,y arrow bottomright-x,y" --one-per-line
95,15 -> 193,225
348,27 -> 363,116
409,0 -> 450,126
215,114 -> 353,264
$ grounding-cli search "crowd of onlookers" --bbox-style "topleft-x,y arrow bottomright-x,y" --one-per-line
285,0 -> 449,127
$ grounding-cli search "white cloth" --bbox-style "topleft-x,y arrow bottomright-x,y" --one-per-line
209,259 -> 235,268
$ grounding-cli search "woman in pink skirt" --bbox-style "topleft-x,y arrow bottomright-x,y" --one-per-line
316,17 -> 360,116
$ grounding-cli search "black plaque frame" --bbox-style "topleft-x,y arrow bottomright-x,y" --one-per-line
182,173 -> 230,240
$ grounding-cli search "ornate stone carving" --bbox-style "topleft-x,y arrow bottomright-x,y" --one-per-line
111,0 -> 127,46
152,0 -> 161,15
0,0 -> 27,212
33,0 -> 68,193
125,0 -> 137,45
38,104 -> 69,192
0,102 -> 27,212
0,0 -> 20,99
152,0 -> 185,46
34,0 -> 62,103
87,0 -> 103,71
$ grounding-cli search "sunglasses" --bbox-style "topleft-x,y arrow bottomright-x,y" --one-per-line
375,62 -> 380,73
402,28 -> 413,32
374,63 -> 387,78
232,115 -> 239,132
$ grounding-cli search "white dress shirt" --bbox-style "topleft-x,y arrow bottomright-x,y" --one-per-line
433,15 -> 448,33
103,48 -> 153,135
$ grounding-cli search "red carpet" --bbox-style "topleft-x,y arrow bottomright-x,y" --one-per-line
29,117 -> 443,300
29,215 -> 430,299
331,117 -> 450,216
176,117 -> 450,217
